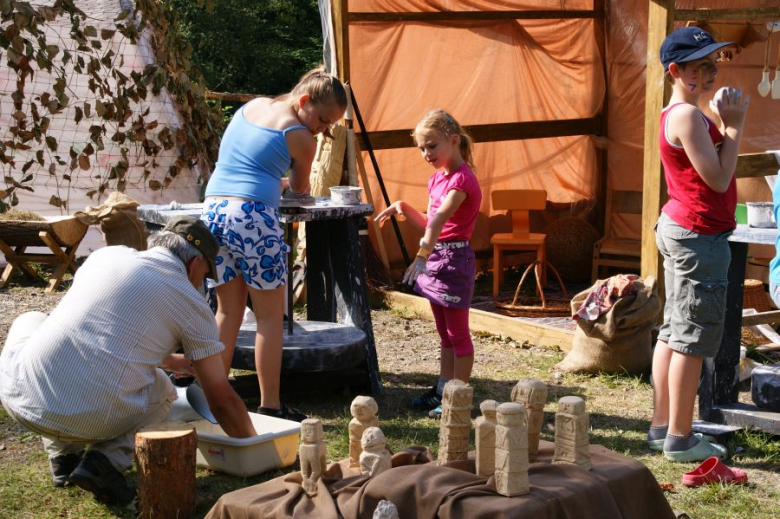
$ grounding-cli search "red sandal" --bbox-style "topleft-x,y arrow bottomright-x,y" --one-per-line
682,457 -> 748,487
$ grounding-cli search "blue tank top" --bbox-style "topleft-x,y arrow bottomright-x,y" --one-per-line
205,100 -> 307,210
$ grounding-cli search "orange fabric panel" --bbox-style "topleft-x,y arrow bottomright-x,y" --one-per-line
346,0 -> 780,265
348,3 -> 604,265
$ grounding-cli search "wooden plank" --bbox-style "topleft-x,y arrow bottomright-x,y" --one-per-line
348,10 -> 597,22
741,310 -> 780,327
640,0 -> 674,283
735,152 -> 779,179
357,117 -> 602,150
205,91 -> 258,103
385,291 -> 574,352
712,402 -> 780,434
675,8 -> 780,21
333,0 -> 350,82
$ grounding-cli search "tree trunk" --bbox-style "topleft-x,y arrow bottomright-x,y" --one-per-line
135,421 -> 197,518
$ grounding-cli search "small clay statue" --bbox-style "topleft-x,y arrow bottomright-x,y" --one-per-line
511,378 -> 548,459
475,399 -> 498,477
438,379 -> 474,464
360,426 -> 392,477
349,395 -> 379,468
299,418 -> 327,496
494,402 -> 530,497
552,396 -> 592,470
372,499 -> 400,519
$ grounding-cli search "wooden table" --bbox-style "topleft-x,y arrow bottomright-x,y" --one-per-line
137,200 -> 382,395
698,224 -> 780,433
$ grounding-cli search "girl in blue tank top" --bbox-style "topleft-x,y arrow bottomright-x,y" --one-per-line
200,67 -> 347,421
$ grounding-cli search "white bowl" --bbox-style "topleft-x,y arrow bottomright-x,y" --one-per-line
330,186 -> 363,205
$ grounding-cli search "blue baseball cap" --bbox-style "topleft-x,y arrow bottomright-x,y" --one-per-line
660,27 -> 733,71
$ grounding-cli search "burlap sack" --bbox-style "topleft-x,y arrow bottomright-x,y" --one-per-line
556,276 -> 660,374
74,192 -> 147,250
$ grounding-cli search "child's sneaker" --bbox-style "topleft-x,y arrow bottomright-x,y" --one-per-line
410,386 -> 442,410
428,406 -> 443,419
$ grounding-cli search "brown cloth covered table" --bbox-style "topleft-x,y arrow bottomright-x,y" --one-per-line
205,441 -> 675,519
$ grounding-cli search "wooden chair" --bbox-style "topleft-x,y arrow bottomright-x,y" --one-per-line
490,189 -> 547,297
591,189 -> 642,282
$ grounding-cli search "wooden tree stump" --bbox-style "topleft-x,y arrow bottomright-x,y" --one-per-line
135,421 -> 197,519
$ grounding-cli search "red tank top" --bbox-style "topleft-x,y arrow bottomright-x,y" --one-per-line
659,103 -> 736,234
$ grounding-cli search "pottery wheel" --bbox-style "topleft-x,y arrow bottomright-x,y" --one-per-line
231,320 -> 367,373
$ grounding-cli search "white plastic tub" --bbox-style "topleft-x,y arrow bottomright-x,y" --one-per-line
191,412 -> 301,477
330,186 -> 363,205
746,202 -> 776,228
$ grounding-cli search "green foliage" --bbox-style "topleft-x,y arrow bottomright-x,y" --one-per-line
161,0 -> 323,95
0,0 -> 222,211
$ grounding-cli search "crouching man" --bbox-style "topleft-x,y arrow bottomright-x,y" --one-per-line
0,216 -> 256,505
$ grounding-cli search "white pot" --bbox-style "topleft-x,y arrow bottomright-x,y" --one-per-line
746,201 -> 776,228
329,186 -> 363,205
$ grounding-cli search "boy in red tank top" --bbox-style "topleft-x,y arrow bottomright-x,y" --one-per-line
650,27 -> 749,462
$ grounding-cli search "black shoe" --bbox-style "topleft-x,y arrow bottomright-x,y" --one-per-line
49,452 -> 83,487
257,403 -> 308,422
69,450 -> 134,506
410,386 -> 442,410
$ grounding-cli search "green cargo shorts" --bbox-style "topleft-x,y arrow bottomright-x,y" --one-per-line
655,212 -> 732,357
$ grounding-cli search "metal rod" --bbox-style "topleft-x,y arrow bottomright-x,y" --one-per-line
349,88 -> 411,267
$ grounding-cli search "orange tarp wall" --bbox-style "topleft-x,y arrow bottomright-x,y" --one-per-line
343,0 -> 780,267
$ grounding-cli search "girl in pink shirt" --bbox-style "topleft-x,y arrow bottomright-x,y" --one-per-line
376,109 -> 482,417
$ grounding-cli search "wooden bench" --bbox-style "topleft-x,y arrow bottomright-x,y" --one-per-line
0,217 -> 88,293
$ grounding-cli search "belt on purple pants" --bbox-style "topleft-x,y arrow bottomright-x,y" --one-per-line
434,241 -> 469,250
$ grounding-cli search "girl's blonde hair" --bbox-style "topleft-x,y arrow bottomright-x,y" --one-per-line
277,65 -> 347,110
413,109 -> 475,168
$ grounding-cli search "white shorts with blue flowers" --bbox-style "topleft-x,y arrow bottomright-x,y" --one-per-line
201,197 -> 289,290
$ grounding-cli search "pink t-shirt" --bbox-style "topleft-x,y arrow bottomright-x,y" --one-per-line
427,162 -> 482,242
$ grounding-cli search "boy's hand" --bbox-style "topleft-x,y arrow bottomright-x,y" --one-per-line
715,87 -> 749,129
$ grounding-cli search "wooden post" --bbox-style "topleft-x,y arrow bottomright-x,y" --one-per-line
640,0 -> 674,283
135,422 -> 198,519
332,0 -> 350,83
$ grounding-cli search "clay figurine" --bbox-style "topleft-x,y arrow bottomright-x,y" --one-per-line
299,418 -> 327,496
438,379 -> 473,464
360,426 -> 392,477
475,399 -> 498,477
552,396 -> 592,470
372,499 -> 400,519
494,402 -> 530,497
511,378 -> 548,459
349,395 -> 379,468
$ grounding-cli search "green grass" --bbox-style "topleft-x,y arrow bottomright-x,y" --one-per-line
1,314 -> 779,518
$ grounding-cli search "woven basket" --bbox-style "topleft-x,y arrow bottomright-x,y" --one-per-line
743,279 -> 770,313
494,260 -> 571,317
544,217 -> 601,283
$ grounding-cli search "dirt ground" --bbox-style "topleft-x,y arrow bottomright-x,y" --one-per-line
2,277 -> 780,518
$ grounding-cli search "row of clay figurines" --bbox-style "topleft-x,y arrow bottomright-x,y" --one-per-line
298,378 -> 591,500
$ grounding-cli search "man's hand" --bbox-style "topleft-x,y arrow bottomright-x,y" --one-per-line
160,353 -> 195,379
